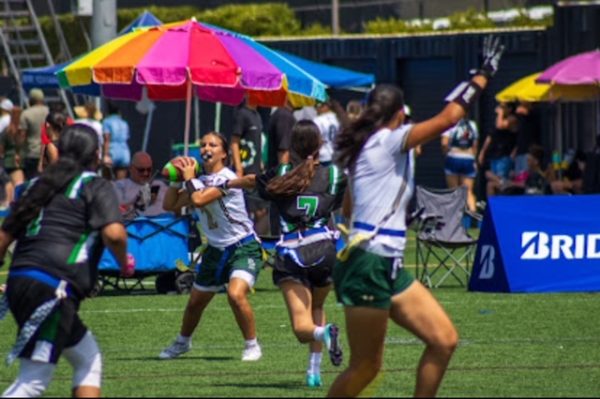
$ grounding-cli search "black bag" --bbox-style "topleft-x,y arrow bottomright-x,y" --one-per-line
155,270 -> 195,294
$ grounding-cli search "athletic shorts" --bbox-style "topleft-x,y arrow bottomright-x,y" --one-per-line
110,146 -> 131,168
333,247 -> 414,310
490,156 -> 513,179
444,155 -> 476,178
272,239 -> 336,288
6,277 -> 87,364
194,239 -> 263,292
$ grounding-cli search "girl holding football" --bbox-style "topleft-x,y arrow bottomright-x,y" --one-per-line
159,131 -> 263,362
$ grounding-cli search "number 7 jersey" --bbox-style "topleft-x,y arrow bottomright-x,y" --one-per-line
256,164 -> 347,233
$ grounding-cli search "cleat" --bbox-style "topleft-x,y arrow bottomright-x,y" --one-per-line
306,373 -> 322,388
241,343 -> 262,361
158,339 -> 191,360
324,324 -> 343,366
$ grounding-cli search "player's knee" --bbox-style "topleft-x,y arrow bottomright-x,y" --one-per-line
429,326 -> 459,356
226,289 -> 248,307
62,332 -> 103,389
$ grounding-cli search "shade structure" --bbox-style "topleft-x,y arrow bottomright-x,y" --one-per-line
273,50 -> 375,89
119,10 -> 162,35
537,49 -> 600,85
56,19 -> 327,107
496,72 -> 600,103
56,19 -> 328,154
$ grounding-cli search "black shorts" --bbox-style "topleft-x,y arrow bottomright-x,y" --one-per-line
272,239 -> 336,288
6,277 -> 87,364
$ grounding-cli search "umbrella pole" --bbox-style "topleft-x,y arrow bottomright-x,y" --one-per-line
141,105 -> 155,152
184,80 -> 192,157
215,102 -> 222,132
194,96 -> 200,143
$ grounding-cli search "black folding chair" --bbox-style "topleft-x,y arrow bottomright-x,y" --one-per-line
412,186 -> 481,288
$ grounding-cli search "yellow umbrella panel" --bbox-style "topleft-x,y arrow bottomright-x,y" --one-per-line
496,73 -> 600,103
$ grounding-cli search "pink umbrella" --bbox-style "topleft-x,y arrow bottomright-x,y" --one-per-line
537,49 -> 600,85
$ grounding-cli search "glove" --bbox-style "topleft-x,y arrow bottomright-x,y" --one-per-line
474,35 -> 505,79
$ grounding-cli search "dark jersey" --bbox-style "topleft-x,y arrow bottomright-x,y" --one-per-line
256,164 -> 346,233
266,107 -> 295,169
232,106 -> 263,175
6,172 -> 122,297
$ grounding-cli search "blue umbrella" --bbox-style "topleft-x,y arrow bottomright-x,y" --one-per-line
119,10 -> 163,35
274,50 -> 375,89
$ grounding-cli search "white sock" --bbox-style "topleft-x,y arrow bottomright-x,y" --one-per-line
313,326 -> 326,342
245,338 -> 258,348
307,352 -> 322,375
177,334 -> 191,345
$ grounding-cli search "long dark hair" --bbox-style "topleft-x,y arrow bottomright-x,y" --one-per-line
266,120 -> 321,196
3,124 -> 99,237
335,84 -> 404,170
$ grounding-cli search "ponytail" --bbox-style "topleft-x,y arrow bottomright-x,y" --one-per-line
266,120 -> 321,197
335,84 -> 404,170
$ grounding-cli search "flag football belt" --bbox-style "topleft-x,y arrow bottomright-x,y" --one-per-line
211,234 -> 257,281
352,221 -> 406,237
0,268 -> 75,365
277,227 -> 338,268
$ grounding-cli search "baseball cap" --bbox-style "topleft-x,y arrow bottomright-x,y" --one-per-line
0,98 -> 13,112
29,88 -> 44,102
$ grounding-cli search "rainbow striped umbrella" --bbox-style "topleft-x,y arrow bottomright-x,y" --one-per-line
56,19 -> 327,153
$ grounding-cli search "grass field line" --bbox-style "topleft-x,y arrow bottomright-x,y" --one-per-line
93,335 -> 599,356
2,362 -> 598,384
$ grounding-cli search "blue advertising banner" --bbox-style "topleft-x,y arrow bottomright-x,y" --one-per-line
469,195 -> 600,293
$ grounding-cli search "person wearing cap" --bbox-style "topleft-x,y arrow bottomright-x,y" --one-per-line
0,98 -> 14,134
18,88 -> 49,179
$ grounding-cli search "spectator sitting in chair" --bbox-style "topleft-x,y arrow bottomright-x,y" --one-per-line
489,144 -> 550,196
113,151 -> 170,218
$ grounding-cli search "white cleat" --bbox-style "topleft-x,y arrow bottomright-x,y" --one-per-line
241,343 -> 262,361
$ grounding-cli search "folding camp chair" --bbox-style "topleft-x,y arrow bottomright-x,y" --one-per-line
412,186 -> 481,288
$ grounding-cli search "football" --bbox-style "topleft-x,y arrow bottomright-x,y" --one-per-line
162,157 -> 201,182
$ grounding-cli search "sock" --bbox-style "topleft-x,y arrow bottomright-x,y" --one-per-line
307,352 -> 323,375
245,338 -> 258,348
313,326 -> 326,342
177,334 -> 191,345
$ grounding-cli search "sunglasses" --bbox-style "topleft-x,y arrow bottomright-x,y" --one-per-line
135,167 -> 152,173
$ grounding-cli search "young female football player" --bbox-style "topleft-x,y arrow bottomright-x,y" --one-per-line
0,124 -> 129,398
226,120 -> 346,387
159,131 -> 264,362
327,37 -> 504,397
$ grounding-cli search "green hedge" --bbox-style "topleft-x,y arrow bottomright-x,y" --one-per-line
33,3 -> 553,62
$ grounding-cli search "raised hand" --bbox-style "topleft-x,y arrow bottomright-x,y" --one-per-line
477,35 -> 505,79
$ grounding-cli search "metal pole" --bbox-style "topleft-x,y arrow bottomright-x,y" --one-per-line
332,0 -> 340,35
215,102 -> 222,133
91,0 -> 117,48
184,80 -> 193,157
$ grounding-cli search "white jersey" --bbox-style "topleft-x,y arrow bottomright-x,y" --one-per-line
313,111 -> 340,163
194,167 -> 254,249
349,125 -> 414,257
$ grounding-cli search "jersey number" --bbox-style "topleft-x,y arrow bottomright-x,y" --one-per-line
297,196 -> 319,217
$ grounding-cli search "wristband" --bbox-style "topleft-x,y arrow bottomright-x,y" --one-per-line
445,81 -> 483,111
185,178 -> 205,195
